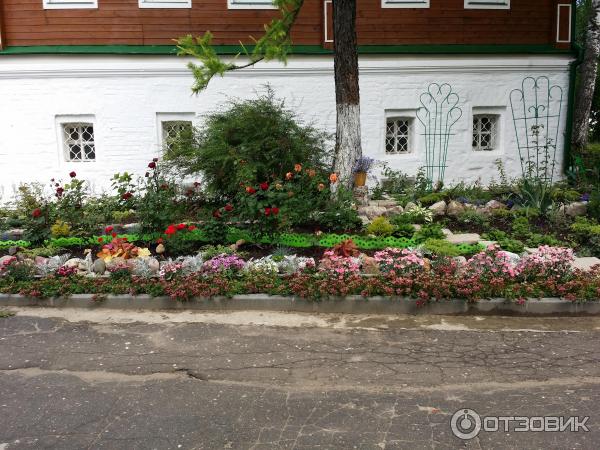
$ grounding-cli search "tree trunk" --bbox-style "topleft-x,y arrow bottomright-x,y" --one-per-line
332,0 -> 362,190
573,0 -> 600,151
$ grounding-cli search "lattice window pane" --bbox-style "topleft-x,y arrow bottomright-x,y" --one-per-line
63,123 -> 95,161
472,115 -> 498,151
385,118 -> 411,154
162,121 -> 193,152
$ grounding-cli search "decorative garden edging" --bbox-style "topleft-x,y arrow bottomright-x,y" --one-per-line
1,294 -> 599,316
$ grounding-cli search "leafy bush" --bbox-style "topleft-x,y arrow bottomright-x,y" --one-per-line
165,90 -> 331,199
391,222 -> 415,238
366,217 -> 395,236
413,224 -> 445,244
422,238 -> 460,257
50,220 -> 71,238
497,238 -> 525,254
418,192 -> 445,206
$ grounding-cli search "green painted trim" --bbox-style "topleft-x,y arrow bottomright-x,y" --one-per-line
0,43 -> 575,56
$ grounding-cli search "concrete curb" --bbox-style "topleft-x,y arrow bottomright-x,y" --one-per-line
0,294 -> 599,315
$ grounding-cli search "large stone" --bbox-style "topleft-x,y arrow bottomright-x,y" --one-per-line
446,200 -> 465,217
501,251 -> 521,265
484,200 -> 507,211
428,201 -> 447,216
373,199 -> 398,208
564,202 -> 588,218
353,186 -> 369,206
572,257 -> 600,271
91,258 -> 107,275
388,205 -> 404,215
360,254 -> 380,275
446,233 -> 481,245
358,205 -> 388,220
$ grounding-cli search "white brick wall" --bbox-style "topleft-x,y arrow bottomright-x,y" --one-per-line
0,54 -> 573,201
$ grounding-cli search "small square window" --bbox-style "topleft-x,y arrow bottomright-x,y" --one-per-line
385,118 -> 413,154
472,115 -> 499,151
464,0 -> 509,9
43,0 -> 97,9
139,0 -> 192,8
162,121 -> 193,152
382,0 -> 429,8
227,0 -> 276,9
62,123 -> 96,161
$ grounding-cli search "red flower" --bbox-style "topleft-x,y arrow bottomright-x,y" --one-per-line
157,238 -> 164,244
160,184 -> 169,190
111,232 -> 117,238
165,225 -> 177,235
148,162 -> 156,169
121,192 -> 133,200
56,187 -> 64,197
105,226 -> 114,233
193,181 -> 201,188
32,208 -> 42,218
213,210 -> 222,219
264,207 -> 272,216
272,207 -> 280,215
188,225 -> 197,231
69,171 -> 77,178
246,186 -> 256,195
224,204 -> 234,212
98,237 -> 104,243
176,223 -> 186,230
260,182 -> 269,191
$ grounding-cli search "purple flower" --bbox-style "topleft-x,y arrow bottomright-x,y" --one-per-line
581,193 -> 590,202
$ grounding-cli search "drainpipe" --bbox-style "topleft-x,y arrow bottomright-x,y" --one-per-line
563,0 -> 584,173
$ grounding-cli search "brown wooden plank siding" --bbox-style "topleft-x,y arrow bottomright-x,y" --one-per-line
0,0 -> 569,48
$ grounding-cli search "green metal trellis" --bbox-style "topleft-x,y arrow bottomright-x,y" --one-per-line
509,76 -> 563,184
416,83 -> 463,188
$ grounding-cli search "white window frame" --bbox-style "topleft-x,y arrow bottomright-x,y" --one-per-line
55,115 -> 98,163
382,0 -> 429,8
464,0 -> 509,9
472,115 -> 499,151
385,116 -> 415,155
227,0 -> 276,9
43,0 -> 98,9
471,107 -> 505,153
156,113 -> 196,153
139,0 -> 192,8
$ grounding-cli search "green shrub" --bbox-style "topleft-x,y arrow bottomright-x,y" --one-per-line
391,222 -> 415,238
482,229 -> 508,241
511,216 -> 531,240
588,190 -> 600,220
422,238 -> 460,257
413,224 -> 445,244
165,90 -> 331,199
455,209 -> 489,230
418,192 -> 445,206
50,220 -> 71,238
497,238 -> 525,253
366,217 -> 395,237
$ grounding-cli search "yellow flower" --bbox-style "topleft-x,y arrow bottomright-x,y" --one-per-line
137,248 -> 151,258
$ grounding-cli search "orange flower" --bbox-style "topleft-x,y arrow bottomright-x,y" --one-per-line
285,172 -> 293,180
307,169 -> 316,177
329,173 -> 338,183
317,183 -> 325,191
294,164 -> 302,172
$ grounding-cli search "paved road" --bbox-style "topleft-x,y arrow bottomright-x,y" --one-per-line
0,308 -> 599,449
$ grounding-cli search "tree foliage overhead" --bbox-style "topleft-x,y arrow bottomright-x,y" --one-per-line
176,0 -> 304,93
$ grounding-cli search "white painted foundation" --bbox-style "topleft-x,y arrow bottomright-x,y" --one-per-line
0,53 -> 573,201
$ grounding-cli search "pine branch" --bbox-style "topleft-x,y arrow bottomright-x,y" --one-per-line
176,0 -> 304,94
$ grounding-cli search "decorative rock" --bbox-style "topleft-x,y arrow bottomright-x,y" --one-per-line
446,200 -> 465,217
146,257 -> 160,274
446,233 -> 481,245
64,258 -> 88,274
34,256 -> 48,266
524,247 -> 538,254
502,251 -> 521,265
412,224 -> 422,231
122,223 -> 141,233
8,247 -> 18,256
106,257 -> 126,270
4,229 -> 24,240
484,200 -> 507,211
155,243 -> 166,254
373,200 -> 398,208
358,216 -> 370,226
453,256 -> 467,265
388,205 -> 404,215
478,240 -> 497,248
360,254 -> 380,275
564,202 -> 588,218
358,205 -> 388,219
442,228 -> 453,237
353,186 -> 369,206
572,257 -> 600,271
428,201 -> 447,216
91,258 -> 106,275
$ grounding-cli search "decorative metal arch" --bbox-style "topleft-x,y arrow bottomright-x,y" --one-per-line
416,83 -> 463,188
509,76 -> 563,184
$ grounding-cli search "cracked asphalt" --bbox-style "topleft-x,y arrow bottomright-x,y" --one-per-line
0,308 -> 599,449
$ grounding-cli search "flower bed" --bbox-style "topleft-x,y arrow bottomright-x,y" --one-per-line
1,245 -> 598,303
